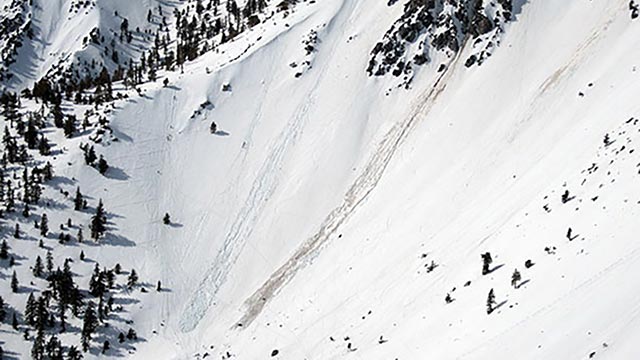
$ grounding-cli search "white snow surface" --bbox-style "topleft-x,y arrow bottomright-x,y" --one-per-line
4,0 -> 640,359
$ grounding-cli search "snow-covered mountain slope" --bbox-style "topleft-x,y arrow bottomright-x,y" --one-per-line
2,0 -> 640,359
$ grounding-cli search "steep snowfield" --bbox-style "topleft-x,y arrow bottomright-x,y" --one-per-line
3,0 -> 640,358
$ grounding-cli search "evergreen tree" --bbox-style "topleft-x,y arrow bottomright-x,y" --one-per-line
22,203 -> 30,217
33,255 -> 44,277
126,328 -> 137,340
46,250 -> 54,274
38,135 -> 51,155
52,102 -> 64,128
481,252 -> 492,275
0,295 -> 6,321
43,162 -> 54,181
11,271 -> 18,292
102,340 -> 110,354
511,269 -> 522,288
97,155 -> 108,175
163,213 -> 170,225
486,288 -> 496,314
77,228 -> 84,243
12,312 -> 19,329
45,334 -> 62,359
0,239 -> 8,259
1,92 -> 20,126
40,213 -> 49,236
89,264 -> 106,298
83,145 -> 97,165
14,223 -> 20,238
90,199 -> 107,240
81,302 -> 98,352
67,346 -> 82,360
156,280 -> 162,292
74,187 -> 83,211
31,328 -> 45,360
24,117 -> 39,148
127,269 -> 138,288
63,115 -> 76,138
25,293 -> 36,325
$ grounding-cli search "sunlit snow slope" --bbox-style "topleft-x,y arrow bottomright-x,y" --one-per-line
6,0 -> 640,359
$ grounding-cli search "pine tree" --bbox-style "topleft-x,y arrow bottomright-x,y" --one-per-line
77,228 -> 84,243
0,295 -> 6,321
89,264 -> 106,298
14,223 -> 20,238
52,102 -> 64,128
156,280 -> 162,292
163,213 -> 170,225
45,334 -> 62,359
90,199 -> 107,240
24,117 -> 39,149
80,251 -> 85,261
40,213 -> 49,236
24,293 -> 37,326
481,252 -> 492,275
84,145 -> 97,165
127,269 -> 138,288
67,346 -> 82,360
97,155 -> 108,175
12,312 -> 19,329
81,302 -> 98,352
22,203 -> 30,217
511,269 -> 522,288
33,255 -> 44,277
102,340 -> 110,354
63,115 -> 76,138
43,162 -> 54,181
0,239 -> 8,259
31,328 -> 45,360
486,288 -> 496,314
74,187 -> 83,211
38,135 -> 51,156
118,332 -> 126,343
126,328 -> 137,340
46,250 -> 54,274
11,271 -> 18,292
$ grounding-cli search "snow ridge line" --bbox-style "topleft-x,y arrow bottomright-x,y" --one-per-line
236,39 -> 469,329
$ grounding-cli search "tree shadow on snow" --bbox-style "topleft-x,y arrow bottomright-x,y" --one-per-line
104,166 -> 130,181
214,130 -> 230,136
98,233 -> 136,247
516,279 -> 531,289
494,300 -> 508,313
487,264 -> 505,274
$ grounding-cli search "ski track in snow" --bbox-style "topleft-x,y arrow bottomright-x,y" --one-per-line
179,61 -> 321,334
179,0 -> 350,333
236,37 -> 471,329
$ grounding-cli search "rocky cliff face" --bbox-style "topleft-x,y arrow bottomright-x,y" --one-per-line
368,0 -> 514,85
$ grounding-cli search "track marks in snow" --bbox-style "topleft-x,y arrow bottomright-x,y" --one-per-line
179,80 -> 316,333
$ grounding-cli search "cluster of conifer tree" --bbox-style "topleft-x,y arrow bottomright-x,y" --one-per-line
0,89 -> 150,357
